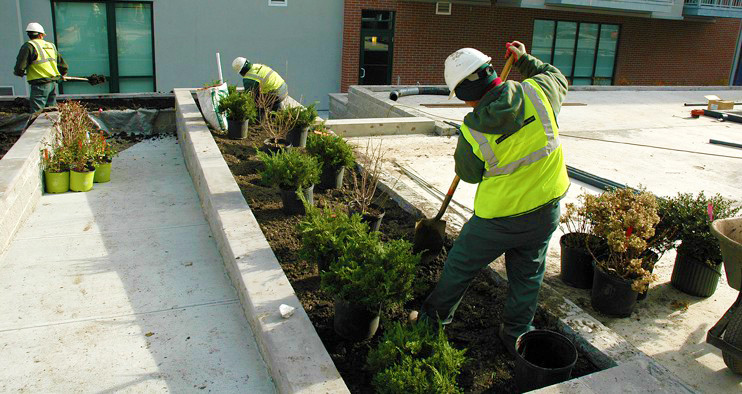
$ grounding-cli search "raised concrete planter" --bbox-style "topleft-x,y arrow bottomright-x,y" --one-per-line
0,115 -> 55,254
174,89 -> 348,394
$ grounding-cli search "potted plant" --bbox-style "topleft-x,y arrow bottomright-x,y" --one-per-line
366,321 -> 467,393
664,192 -> 740,297
259,104 -> 294,152
282,103 -> 318,148
306,128 -> 355,190
41,145 -> 70,194
349,142 -> 386,231
68,135 -> 95,192
257,148 -> 320,215
217,90 -> 257,140
298,205 -> 370,272
585,188 -> 659,317
91,131 -> 117,183
321,233 -> 420,341
558,193 -> 606,289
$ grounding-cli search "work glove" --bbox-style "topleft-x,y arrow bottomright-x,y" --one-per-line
505,41 -> 527,61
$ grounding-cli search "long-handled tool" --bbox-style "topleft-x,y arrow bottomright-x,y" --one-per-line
412,54 -> 516,257
63,74 -> 106,86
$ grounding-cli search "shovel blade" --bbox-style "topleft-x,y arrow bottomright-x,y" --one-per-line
413,218 -> 447,257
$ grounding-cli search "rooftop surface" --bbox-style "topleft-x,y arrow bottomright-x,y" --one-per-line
347,88 -> 742,393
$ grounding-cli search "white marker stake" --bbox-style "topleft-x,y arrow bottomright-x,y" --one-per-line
216,52 -> 223,84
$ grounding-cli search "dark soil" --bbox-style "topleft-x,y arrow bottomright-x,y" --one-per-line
0,96 -> 173,113
212,127 -> 599,393
0,132 -> 20,160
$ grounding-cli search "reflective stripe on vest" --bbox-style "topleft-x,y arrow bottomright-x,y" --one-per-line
467,82 -> 560,177
26,39 -> 61,81
244,65 -> 287,99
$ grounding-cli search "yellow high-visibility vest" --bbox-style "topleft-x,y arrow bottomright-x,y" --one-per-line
26,39 -> 61,82
460,79 -> 569,218
243,64 -> 288,100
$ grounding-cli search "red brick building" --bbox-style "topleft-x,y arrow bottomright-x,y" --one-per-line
341,0 -> 742,91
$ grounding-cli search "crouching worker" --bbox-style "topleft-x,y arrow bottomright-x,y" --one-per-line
232,57 -> 288,117
413,41 -> 570,356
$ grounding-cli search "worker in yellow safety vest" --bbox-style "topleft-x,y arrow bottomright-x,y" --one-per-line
14,22 -> 68,113
232,57 -> 288,114
413,42 -> 570,356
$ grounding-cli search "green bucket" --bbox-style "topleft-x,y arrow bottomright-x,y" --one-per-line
44,170 -> 69,194
94,162 -> 112,183
70,169 -> 95,192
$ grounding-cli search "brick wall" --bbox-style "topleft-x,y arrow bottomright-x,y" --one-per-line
341,1 -> 742,91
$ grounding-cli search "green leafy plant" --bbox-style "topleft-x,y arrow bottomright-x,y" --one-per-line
321,233 -> 420,312
306,129 -> 355,171
366,322 -> 466,394
660,192 -> 739,266
257,148 -> 320,190
202,79 -> 223,88
297,205 -> 370,271
90,130 -> 118,164
40,144 -> 69,173
559,193 -> 605,250
278,103 -> 318,129
53,101 -> 97,172
217,90 -> 257,122
584,188 -> 660,291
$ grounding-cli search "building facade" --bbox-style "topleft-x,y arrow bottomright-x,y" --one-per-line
341,0 -> 742,91
1,0 -> 343,110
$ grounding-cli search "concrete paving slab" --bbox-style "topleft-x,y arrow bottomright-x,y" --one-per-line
347,88 -> 742,393
0,136 -> 274,392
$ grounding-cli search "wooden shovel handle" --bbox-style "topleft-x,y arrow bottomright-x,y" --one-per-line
500,55 -> 516,82
434,175 -> 460,221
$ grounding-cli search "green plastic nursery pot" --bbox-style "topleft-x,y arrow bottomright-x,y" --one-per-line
591,262 -> 638,317
94,162 -> 112,183
514,330 -> 577,392
670,247 -> 722,297
333,299 -> 380,342
279,185 -> 314,215
70,169 -> 95,192
44,170 -> 69,194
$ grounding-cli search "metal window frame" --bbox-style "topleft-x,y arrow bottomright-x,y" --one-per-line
269,0 -> 287,6
534,18 -> 620,85
51,0 -> 156,94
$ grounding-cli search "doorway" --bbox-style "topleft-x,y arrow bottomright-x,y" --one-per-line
360,10 -> 394,85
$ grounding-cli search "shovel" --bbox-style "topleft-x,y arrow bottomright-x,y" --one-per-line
63,74 -> 106,86
412,54 -> 516,257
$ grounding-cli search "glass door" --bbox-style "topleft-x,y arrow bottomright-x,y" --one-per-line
360,10 -> 394,85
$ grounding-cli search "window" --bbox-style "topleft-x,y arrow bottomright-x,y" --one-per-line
532,20 -> 619,85
52,1 -> 155,94
269,0 -> 287,6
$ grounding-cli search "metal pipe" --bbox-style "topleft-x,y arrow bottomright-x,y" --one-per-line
710,139 -> 742,149
389,86 -> 450,101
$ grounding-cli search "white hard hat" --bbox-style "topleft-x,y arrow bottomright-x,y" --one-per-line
26,22 -> 45,35
232,57 -> 247,74
444,48 -> 491,99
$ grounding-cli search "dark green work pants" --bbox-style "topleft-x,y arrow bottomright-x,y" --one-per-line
421,201 -> 560,343
29,82 -> 57,113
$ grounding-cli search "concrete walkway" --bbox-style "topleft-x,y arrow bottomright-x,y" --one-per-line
0,136 -> 275,392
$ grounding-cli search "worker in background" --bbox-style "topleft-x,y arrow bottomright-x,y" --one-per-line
413,42 -> 569,356
231,57 -> 288,114
14,22 -> 68,113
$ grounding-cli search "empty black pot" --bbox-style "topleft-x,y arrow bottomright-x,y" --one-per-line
514,329 -> 578,392
333,299 -> 380,342
261,138 -> 291,153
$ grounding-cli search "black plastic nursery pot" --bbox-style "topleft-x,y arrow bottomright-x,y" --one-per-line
671,248 -> 722,297
261,137 -> 291,153
560,233 -> 601,289
333,299 -> 380,342
318,165 -> 345,190
349,203 -> 385,232
279,185 -> 314,215
591,262 -> 639,317
286,126 -> 309,148
514,329 -> 578,392
227,119 -> 249,140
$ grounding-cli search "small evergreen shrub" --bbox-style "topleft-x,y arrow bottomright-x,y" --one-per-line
283,103 -> 318,129
218,90 -> 257,122
257,148 -> 320,190
366,322 -> 466,394
306,131 -> 355,171
297,206 -> 370,270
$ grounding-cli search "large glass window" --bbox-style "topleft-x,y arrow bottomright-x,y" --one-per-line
532,20 -> 619,85
53,1 -> 155,94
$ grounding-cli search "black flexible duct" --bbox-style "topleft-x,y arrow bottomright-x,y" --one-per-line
389,87 -> 450,101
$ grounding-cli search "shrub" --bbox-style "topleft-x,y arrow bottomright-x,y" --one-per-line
218,90 -> 257,122
350,141 -> 384,214
90,130 -> 118,164
660,192 -> 739,265
584,188 -> 660,291
297,206 -> 370,270
366,322 -> 466,394
257,148 -> 320,190
320,234 -> 420,312
306,130 -> 355,171
41,145 -> 69,173
559,193 -> 604,250
277,103 -> 318,129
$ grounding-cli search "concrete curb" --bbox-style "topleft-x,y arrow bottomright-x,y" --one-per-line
174,89 -> 349,394
0,114 -> 55,255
